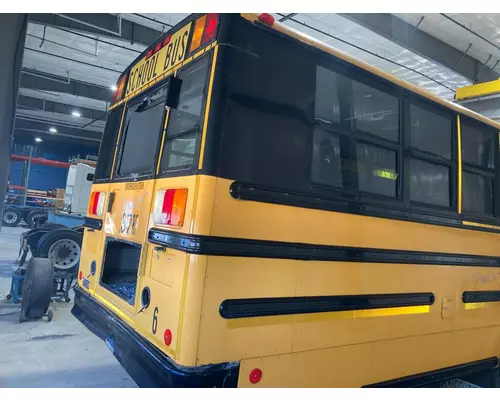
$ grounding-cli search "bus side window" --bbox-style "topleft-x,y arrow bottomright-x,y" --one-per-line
160,55 -> 211,173
461,120 -> 495,216
408,102 -> 453,209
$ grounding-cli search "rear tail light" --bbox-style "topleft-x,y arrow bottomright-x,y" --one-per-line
88,192 -> 106,217
153,188 -> 188,227
202,14 -> 219,45
190,14 -> 219,54
111,75 -> 127,104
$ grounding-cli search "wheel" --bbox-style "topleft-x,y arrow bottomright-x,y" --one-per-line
65,297 -> 71,303
34,228 -> 83,273
19,257 -> 53,322
26,210 -> 47,229
6,294 -> 12,300
2,208 -> 21,227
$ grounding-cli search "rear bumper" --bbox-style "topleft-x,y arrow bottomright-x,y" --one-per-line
71,285 -> 239,387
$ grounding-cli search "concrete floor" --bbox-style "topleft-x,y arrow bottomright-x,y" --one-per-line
0,226 -> 137,388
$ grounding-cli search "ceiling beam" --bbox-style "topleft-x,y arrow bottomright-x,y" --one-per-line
20,68 -> 112,103
339,13 -> 499,84
14,129 -> 100,147
29,13 -> 163,47
17,94 -> 107,120
14,118 -> 102,143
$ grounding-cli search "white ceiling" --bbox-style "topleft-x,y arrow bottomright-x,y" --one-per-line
18,13 -> 500,144
396,13 -> 500,74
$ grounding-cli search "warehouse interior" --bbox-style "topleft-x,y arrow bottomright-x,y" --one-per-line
2,12 -> 500,388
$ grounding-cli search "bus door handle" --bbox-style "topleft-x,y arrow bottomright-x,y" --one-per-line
154,246 -> 166,252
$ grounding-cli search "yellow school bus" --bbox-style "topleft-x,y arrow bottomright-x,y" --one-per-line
73,13 -> 500,387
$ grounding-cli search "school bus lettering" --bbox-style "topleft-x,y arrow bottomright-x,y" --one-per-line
124,182 -> 145,190
126,23 -> 192,96
178,31 -> 189,62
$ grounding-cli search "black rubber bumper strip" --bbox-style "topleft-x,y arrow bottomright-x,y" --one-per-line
365,357 -> 499,388
219,292 -> 434,319
148,228 -> 500,267
83,216 -> 102,231
463,290 -> 500,303
71,286 -> 239,388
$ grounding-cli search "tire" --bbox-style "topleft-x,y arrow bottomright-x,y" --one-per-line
34,228 -> 83,273
2,208 -> 21,227
19,257 -> 53,322
27,210 -> 47,229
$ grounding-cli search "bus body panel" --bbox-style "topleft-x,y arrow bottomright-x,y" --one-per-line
236,325 -> 500,387
209,179 -> 500,258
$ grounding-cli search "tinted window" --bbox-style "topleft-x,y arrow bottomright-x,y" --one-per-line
410,158 -> 449,207
218,25 -> 314,191
463,171 -> 493,215
116,85 -> 167,177
95,105 -> 124,181
312,128 -> 342,187
160,55 -> 210,172
462,122 -> 495,168
351,80 -> 399,142
356,143 -> 397,197
410,104 -> 452,159
315,65 -> 341,124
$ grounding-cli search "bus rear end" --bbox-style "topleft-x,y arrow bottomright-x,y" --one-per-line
73,13 -> 500,388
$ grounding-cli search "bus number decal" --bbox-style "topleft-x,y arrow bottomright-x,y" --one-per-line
152,306 -> 159,334
120,201 -> 138,235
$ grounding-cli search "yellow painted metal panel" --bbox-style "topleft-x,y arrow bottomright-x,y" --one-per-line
456,79 -> 500,101
237,325 -> 500,387
210,178 -> 500,257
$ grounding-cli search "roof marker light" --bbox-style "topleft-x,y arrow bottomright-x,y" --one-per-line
190,15 -> 207,54
258,13 -> 275,26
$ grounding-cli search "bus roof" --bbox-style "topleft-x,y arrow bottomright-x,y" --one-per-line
241,13 -> 500,131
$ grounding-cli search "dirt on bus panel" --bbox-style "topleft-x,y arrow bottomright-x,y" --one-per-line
100,239 -> 141,305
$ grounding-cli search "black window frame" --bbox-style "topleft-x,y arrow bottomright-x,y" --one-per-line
460,116 -> 498,221
311,57 -> 403,202
403,94 -> 457,212
158,51 -> 213,178
93,104 -> 125,183
112,80 -> 170,183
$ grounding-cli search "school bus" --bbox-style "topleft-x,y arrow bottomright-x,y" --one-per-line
72,13 -> 500,387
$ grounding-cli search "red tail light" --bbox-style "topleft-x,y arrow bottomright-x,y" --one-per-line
202,13 -> 219,45
249,368 -> 262,384
88,191 -> 106,216
153,188 -> 188,227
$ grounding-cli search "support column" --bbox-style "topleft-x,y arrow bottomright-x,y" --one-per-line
0,14 -> 28,232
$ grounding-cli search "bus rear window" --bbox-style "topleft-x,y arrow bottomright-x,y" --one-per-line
94,104 -> 124,181
160,55 -> 210,173
115,85 -> 167,178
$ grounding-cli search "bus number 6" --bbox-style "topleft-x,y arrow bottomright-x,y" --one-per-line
152,307 -> 159,334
